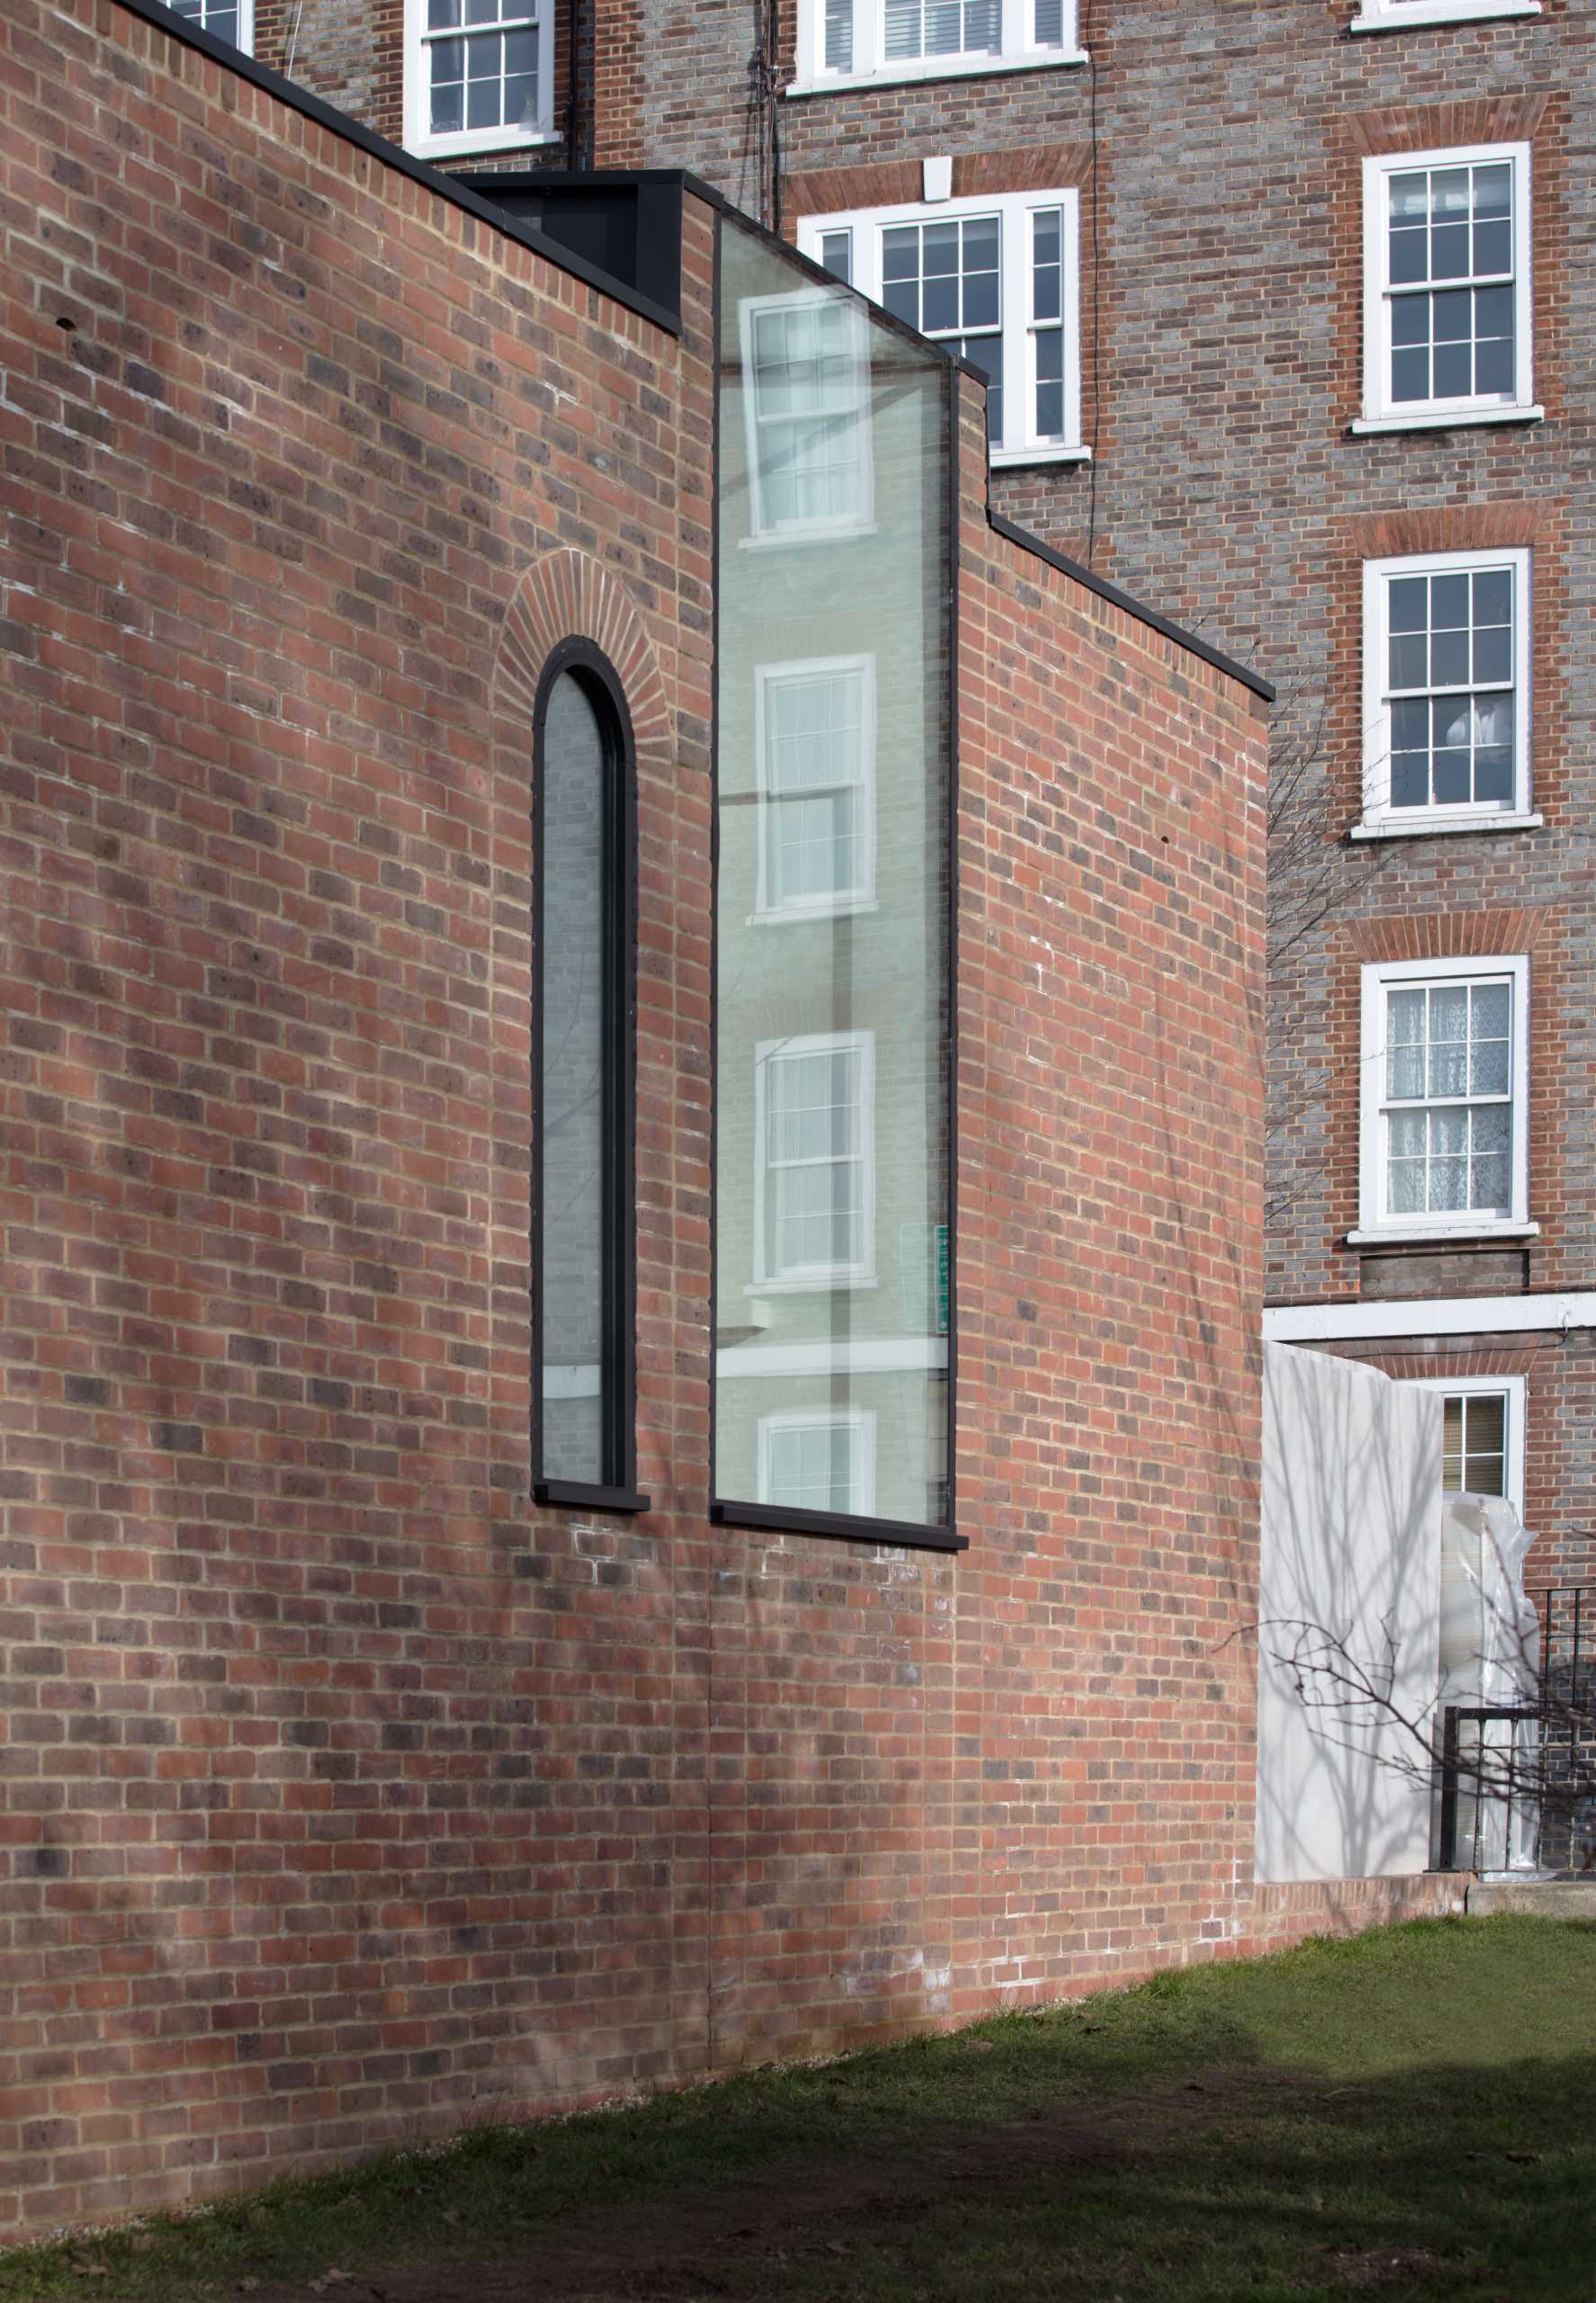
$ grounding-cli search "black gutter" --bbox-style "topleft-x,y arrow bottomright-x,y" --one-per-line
988,513 -> 1276,704
108,0 -> 682,336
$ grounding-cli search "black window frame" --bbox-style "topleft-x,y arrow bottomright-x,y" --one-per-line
531,639 -> 650,1515
705,213 -> 964,1556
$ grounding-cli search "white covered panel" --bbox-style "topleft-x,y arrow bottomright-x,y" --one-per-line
1257,1342 -> 1443,1882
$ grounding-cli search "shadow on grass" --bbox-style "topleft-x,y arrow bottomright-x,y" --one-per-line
7,1923 -> 1596,2303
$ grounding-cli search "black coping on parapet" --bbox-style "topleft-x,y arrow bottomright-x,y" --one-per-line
104,5 -> 1275,704
108,0 -> 684,334
453,172 -> 684,327
989,514 -> 1276,703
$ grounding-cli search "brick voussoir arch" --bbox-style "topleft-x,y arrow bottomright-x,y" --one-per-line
494,546 -> 672,772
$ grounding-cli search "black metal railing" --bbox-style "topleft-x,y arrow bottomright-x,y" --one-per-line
1439,1582 -> 1596,1876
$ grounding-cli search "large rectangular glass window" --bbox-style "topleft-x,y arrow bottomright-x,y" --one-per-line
715,218 -> 955,1546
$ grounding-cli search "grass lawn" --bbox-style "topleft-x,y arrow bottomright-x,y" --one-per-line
7,1914 -> 1596,2302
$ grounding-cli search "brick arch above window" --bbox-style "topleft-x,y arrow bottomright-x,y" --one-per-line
494,547 -> 672,780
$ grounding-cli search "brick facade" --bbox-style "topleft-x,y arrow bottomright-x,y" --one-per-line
252,0 -> 1596,1561
0,0 -> 1332,2238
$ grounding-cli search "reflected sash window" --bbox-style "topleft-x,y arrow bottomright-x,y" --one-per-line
756,657 -> 875,917
756,1035 -> 874,1286
534,652 -> 641,1506
740,291 -> 874,541
758,1411 -> 876,1515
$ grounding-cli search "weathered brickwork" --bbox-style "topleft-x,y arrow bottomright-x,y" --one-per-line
0,0 -> 1326,2239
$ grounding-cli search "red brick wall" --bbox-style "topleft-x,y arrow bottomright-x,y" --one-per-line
0,0 -> 1291,2241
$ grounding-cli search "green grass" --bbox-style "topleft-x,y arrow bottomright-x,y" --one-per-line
7,1915 -> 1596,2301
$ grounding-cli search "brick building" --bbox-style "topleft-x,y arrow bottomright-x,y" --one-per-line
0,0 -> 1483,2241
206,0 -> 1596,1574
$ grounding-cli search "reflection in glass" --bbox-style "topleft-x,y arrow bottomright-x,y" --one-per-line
540,672 -> 608,1485
715,218 -> 952,1533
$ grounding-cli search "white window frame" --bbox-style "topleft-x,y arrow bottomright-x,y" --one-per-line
1355,954 -> 1533,1244
402,0 -> 558,161
738,289 -> 875,546
791,0 -> 1084,93
1358,143 -> 1537,433
1351,0 -> 1540,31
1403,1374 -> 1526,1518
1358,548 -> 1533,835
171,0 -> 254,50
753,655 -> 877,922
757,1408 -> 878,1516
796,189 -> 1083,467
753,1030 -> 876,1290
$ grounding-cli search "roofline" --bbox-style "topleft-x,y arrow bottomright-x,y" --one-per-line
987,515 -> 1276,703
101,9 -> 1274,704
107,0 -> 683,335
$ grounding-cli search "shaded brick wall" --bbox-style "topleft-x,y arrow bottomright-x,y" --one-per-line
2,0 -> 1299,2242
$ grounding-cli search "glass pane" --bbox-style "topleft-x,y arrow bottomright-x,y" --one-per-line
717,218 -> 951,1531
824,0 -> 853,70
540,674 -> 610,1485
1472,626 -> 1511,686
430,40 -> 465,131
1472,981 -> 1511,1040
1392,346 -> 1430,404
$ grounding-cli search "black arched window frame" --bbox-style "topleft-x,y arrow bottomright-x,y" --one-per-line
531,640 -> 649,1513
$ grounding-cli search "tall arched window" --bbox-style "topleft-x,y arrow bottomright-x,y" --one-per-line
533,643 -> 646,1511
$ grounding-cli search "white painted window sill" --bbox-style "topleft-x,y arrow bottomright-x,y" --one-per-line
786,49 -> 1087,95
1349,1 -> 1540,30
990,444 -> 1092,469
1348,1223 -> 1540,1247
1350,406 -> 1544,436
1350,811 -> 1542,840
410,128 -> 561,162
